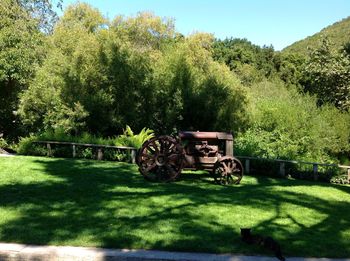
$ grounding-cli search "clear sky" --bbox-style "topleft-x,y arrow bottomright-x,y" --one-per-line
58,0 -> 350,51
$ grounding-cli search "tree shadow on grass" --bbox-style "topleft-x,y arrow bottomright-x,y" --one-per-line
0,158 -> 349,258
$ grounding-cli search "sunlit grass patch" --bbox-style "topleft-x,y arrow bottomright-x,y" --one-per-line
0,156 -> 349,257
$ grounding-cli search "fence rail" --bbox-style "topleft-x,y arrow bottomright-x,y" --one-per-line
236,156 -> 350,182
32,141 -> 350,183
33,141 -> 137,163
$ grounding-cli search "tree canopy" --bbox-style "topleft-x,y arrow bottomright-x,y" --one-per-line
18,3 -> 248,136
1,2 -> 349,163
0,0 -> 47,139
303,39 -> 350,111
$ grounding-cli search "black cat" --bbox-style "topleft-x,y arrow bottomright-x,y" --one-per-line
241,228 -> 285,261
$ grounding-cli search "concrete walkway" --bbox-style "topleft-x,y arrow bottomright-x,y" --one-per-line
0,243 -> 349,261
0,153 -> 15,157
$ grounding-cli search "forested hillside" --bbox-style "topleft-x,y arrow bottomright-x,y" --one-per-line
0,0 -> 349,164
283,16 -> 350,54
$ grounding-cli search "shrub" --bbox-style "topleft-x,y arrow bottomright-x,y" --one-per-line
0,138 -> 8,149
37,128 -> 111,145
16,126 -> 154,161
78,147 -> 94,159
51,145 -> 73,158
114,126 -> 154,148
16,136 -> 46,156
236,80 -> 350,164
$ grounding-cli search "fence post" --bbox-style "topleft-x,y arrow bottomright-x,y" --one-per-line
47,143 -> 52,157
245,159 -> 250,174
279,162 -> 285,177
97,148 -> 103,160
313,164 -> 318,181
72,144 -> 76,158
131,149 -> 136,164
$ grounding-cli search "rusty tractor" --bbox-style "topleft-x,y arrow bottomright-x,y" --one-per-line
136,131 -> 243,185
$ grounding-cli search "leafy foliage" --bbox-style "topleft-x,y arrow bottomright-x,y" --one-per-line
303,39 -> 350,111
150,34 -> 248,133
16,126 -> 154,161
2,2 -> 350,165
16,0 -> 62,33
0,137 -> 8,149
273,52 -> 307,86
0,0 -> 62,141
212,38 -> 308,88
213,38 -> 276,84
115,125 -> 154,148
18,5 -> 248,136
284,16 -> 350,55
235,81 -> 350,162
0,0 -> 45,140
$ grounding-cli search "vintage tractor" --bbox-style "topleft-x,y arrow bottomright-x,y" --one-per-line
136,131 -> 243,185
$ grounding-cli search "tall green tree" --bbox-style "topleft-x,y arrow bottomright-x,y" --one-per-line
19,6 -> 169,135
303,39 -> 350,111
212,38 -> 276,85
19,3 -> 110,135
19,5 -> 249,136
0,0 -> 43,139
0,0 -> 61,140
16,0 -> 62,33
273,52 -> 306,86
151,33 -> 247,133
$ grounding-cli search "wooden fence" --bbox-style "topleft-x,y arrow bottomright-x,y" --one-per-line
237,156 -> 350,182
34,141 -> 138,163
32,141 -> 350,183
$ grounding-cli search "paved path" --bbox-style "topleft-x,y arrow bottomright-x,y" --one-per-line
0,243 -> 349,261
0,153 -> 15,157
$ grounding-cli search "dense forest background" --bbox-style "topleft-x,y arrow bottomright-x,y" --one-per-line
1,0 -> 350,164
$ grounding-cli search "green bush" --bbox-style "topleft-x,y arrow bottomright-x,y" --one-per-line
0,138 -> 8,149
51,145 -> 73,158
37,129 -> 112,146
114,126 -> 154,148
34,126 -> 154,149
16,126 -> 154,162
16,136 -> 47,156
236,80 -> 350,164
38,128 -> 73,142
77,147 -> 94,159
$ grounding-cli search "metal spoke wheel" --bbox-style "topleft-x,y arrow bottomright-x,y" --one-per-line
137,136 -> 184,182
212,156 -> 243,185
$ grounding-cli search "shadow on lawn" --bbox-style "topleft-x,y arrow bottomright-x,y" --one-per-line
0,158 -> 349,258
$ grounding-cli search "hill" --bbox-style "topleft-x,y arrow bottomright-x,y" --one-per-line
283,16 -> 350,54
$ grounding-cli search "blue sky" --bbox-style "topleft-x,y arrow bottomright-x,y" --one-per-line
58,0 -> 350,50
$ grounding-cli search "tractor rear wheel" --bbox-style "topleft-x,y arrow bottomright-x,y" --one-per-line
137,136 -> 184,182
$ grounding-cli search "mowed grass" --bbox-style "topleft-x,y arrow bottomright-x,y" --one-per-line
0,156 -> 349,257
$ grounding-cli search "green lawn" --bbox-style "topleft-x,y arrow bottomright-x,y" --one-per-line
0,156 -> 349,257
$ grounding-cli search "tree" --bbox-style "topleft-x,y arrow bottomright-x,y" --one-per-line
19,5 -> 160,135
273,52 -> 306,86
303,38 -> 350,111
19,5 -> 249,136
19,3 -> 110,135
212,38 -> 277,85
15,0 -> 62,33
236,80 -> 350,162
150,33 -> 248,133
343,42 -> 350,56
0,0 -> 61,140
111,12 -> 176,51
0,0 -> 44,140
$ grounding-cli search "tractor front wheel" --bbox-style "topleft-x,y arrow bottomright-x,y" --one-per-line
212,156 -> 243,185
